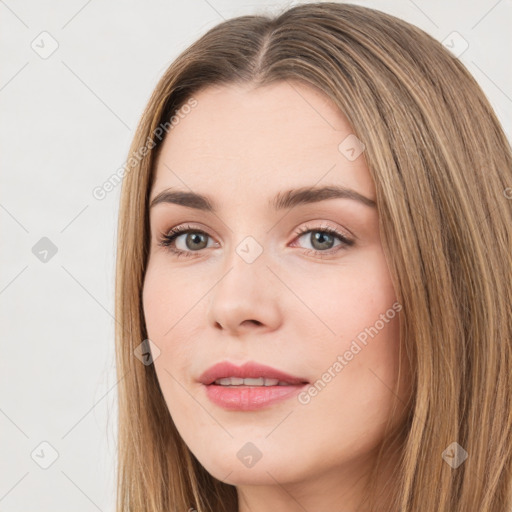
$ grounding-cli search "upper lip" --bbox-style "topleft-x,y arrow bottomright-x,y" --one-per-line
198,361 -> 309,385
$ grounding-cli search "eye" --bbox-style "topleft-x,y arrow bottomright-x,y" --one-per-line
291,223 -> 354,257
157,224 -> 215,258
157,222 -> 354,259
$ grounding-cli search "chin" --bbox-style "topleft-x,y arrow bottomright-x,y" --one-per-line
194,443 -> 301,486
208,463 -> 293,486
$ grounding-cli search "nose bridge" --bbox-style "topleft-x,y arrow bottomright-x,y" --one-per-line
220,232 -> 270,296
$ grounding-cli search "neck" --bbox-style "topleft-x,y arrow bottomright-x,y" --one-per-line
236,444 -> 399,512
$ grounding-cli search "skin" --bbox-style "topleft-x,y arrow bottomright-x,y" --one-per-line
142,80 -> 411,511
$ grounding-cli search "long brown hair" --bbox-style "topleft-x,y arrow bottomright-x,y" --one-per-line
114,3 -> 512,510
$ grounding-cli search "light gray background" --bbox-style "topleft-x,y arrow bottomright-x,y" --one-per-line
1,1 -> 510,510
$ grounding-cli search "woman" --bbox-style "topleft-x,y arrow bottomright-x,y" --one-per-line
114,3 -> 512,511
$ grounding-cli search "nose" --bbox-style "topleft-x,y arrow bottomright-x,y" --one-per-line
206,246 -> 283,336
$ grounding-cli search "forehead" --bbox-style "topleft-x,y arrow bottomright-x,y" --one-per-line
151,81 -> 375,204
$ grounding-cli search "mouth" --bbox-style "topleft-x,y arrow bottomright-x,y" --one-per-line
198,361 -> 309,411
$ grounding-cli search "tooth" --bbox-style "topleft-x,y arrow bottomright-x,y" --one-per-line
215,377 -> 243,385
213,377 -> 285,386
243,377 -> 265,386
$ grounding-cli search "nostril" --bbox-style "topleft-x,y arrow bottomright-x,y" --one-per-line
244,319 -> 262,327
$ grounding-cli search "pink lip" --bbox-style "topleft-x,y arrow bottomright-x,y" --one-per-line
198,361 -> 309,411
198,361 -> 308,385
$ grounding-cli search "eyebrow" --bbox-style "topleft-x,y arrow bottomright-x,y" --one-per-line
149,185 -> 376,212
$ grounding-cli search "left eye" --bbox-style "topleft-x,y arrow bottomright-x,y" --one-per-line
292,225 -> 354,255
157,224 -> 354,258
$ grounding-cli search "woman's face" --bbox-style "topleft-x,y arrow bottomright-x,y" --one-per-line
143,81 -> 410,504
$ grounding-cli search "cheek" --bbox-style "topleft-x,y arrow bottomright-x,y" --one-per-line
289,249 -> 405,433
142,263 -> 168,338
288,246 -> 399,353
142,257 -> 202,339
142,264 -> 201,414
142,258 -> 207,384
338,251 -> 401,378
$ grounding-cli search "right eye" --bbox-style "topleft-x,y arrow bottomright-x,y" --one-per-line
158,224 -> 216,258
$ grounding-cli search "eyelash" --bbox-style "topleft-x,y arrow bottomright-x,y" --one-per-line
157,223 -> 354,259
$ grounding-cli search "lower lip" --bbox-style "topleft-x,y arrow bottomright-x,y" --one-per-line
203,383 -> 308,411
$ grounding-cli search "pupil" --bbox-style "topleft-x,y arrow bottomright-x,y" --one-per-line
312,232 -> 333,250
187,233 -> 207,250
